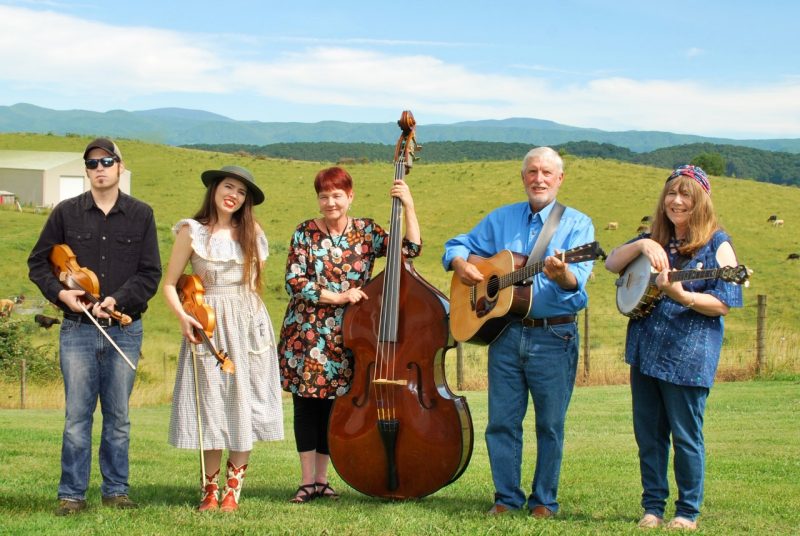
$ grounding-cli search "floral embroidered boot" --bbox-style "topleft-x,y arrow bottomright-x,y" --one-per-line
219,461 -> 248,512
198,469 -> 220,512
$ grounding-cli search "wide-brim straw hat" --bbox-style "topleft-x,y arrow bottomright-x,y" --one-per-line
201,165 -> 265,205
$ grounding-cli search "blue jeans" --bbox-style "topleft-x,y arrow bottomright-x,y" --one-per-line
58,318 -> 142,500
630,366 -> 709,521
486,321 -> 578,512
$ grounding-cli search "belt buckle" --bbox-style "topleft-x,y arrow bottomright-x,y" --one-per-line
96,317 -> 113,328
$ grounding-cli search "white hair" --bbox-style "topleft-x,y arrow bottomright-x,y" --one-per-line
521,147 -> 563,173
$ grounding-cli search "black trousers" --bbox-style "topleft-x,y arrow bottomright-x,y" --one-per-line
292,394 -> 334,454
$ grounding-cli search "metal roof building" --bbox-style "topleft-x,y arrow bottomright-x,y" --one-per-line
0,150 -> 131,207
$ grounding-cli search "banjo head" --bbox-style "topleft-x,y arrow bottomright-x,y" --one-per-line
616,255 -> 656,315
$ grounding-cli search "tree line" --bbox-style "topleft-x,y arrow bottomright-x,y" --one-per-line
184,141 -> 800,187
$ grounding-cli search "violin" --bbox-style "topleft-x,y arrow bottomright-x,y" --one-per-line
49,243 -> 132,326
176,274 -> 235,375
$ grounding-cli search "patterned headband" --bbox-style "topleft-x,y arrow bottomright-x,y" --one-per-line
667,164 -> 710,195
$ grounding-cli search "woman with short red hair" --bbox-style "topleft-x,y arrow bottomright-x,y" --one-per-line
278,166 -> 421,503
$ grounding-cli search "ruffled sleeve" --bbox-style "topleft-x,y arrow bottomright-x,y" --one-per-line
257,230 -> 269,262
171,218 -> 249,264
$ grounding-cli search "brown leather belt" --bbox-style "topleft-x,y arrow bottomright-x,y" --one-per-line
521,315 -> 576,328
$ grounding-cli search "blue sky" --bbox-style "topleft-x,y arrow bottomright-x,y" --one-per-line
1,0 -> 798,139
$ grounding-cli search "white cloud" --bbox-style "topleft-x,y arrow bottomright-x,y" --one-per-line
686,47 -> 705,58
0,5 -> 798,138
0,6 -> 226,94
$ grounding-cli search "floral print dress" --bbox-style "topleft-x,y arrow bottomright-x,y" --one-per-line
278,217 -> 421,399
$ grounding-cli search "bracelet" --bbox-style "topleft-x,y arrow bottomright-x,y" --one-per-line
685,293 -> 696,309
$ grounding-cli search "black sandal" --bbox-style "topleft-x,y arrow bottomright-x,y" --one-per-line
289,484 -> 316,504
314,481 -> 340,500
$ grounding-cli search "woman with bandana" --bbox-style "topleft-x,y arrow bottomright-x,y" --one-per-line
604,165 -> 743,531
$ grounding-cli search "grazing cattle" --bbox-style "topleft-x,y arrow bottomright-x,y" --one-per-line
0,299 -> 15,317
767,214 -> 778,222
34,314 -> 61,329
772,219 -> 785,227
605,222 -> 618,230
640,215 -> 653,223
0,296 -> 24,317
787,253 -> 800,261
636,225 -> 651,234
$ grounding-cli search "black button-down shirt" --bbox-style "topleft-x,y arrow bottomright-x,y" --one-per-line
28,191 -> 162,316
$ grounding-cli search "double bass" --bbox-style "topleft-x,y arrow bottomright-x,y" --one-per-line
328,111 -> 473,499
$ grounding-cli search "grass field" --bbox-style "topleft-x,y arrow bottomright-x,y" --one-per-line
0,381 -> 798,535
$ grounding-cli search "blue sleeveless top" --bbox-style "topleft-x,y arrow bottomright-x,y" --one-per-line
624,230 -> 744,388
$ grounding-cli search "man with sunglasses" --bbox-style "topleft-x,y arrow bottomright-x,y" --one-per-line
28,137 -> 162,516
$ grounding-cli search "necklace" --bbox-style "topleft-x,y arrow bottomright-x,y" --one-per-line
321,218 -> 349,258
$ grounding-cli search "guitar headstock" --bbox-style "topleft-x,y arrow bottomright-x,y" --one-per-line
720,265 -> 752,286
563,241 -> 607,263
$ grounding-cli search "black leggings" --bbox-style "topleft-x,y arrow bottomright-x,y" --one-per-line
292,394 -> 334,454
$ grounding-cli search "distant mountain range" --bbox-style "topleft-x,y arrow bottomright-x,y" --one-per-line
1,103 -> 799,154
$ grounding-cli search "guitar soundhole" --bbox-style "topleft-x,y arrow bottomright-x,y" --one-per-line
486,276 -> 500,299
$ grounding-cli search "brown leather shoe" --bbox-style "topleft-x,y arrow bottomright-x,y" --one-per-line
530,505 -> 555,518
487,503 -> 511,515
101,495 -> 139,509
55,499 -> 87,516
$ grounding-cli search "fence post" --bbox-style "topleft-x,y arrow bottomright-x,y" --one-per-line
583,307 -> 590,378
456,342 -> 464,391
756,294 -> 767,374
20,359 -> 26,409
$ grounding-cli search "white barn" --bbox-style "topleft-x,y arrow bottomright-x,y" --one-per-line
0,150 -> 131,208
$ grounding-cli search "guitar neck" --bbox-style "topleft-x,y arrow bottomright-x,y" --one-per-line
501,260 -> 546,289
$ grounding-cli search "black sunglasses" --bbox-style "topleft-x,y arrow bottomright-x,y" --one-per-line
85,157 -> 119,169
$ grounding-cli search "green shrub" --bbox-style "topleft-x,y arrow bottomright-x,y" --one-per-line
0,318 -> 59,382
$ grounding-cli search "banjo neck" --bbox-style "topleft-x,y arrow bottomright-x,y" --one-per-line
657,267 -> 728,284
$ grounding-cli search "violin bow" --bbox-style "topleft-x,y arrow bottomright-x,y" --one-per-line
77,301 -> 137,370
189,345 -> 207,489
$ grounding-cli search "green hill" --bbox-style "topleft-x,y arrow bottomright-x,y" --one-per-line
187,140 -> 800,187
1,133 -> 798,391
3,103 -> 800,153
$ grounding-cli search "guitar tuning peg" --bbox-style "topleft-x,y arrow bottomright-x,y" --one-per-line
695,262 -> 703,270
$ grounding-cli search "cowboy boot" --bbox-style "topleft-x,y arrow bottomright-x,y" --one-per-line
219,461 -> 248,512
197,469 -> 220,512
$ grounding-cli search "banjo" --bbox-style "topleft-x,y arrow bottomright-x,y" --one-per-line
615,254 -> 750,319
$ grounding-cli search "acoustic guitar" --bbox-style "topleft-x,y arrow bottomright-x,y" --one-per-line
449,241 -> 604,345
615,254 -> 751,319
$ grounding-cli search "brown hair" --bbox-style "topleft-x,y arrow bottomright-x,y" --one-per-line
650,175 -> 719,257
193,179 -> 263,292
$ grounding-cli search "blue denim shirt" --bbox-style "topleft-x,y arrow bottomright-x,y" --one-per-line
625,231 -> 744,388
442,200 -> 595,318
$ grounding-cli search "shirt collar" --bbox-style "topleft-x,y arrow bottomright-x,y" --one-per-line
78,190 -> 127,214
527,198 -> 558,225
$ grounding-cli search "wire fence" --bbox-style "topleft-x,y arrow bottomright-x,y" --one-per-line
5,294 -> 798,408
454,294 -> 797,390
